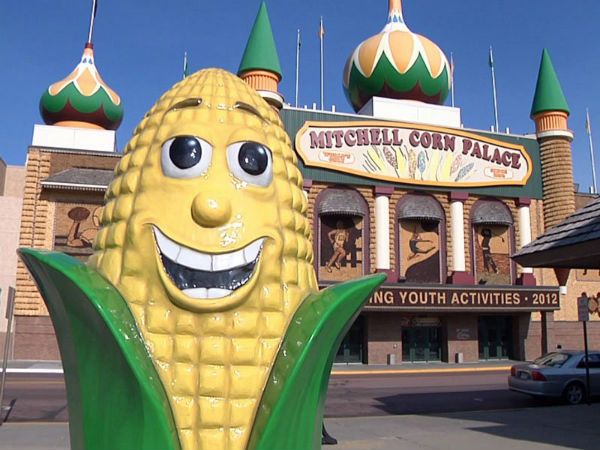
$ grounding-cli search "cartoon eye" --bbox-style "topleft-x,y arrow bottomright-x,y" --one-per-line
161,136 -> 213,178
227,141 -> 273,187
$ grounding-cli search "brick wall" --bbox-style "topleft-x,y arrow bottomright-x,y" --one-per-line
365,313 -> 402,364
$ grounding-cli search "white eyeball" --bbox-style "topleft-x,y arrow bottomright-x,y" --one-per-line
161,136 -> 212,179
226,141 -> 273,187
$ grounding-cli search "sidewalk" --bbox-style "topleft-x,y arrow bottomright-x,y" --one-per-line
2,359 -> 517,375
332,359 -> 515,375
1,404 -> 598,449
2,360 -> 63,374
326,403 -> 600,449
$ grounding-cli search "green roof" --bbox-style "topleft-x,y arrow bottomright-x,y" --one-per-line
238,2 -> 282,79
530,49 -> 570,117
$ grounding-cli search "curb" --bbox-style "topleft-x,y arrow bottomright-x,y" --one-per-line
331,366 -> 512,376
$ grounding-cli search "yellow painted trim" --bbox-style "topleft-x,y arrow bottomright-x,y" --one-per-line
331,366 -> 511,376
295,120 -> 534,188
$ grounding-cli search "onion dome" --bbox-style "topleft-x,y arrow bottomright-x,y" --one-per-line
40,43 -> 123,130
343,0 -> 451,112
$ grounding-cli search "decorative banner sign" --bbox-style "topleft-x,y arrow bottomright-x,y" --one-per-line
296,121 -> 533,187
356,286 -> 559,311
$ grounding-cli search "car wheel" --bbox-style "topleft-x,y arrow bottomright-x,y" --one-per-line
563,382 -> 585,405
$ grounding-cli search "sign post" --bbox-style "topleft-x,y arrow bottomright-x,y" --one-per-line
577,294 -> 591,406
0,287 -> 16,423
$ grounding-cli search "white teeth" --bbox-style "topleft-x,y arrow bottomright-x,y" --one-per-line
182,288 -> 233,299
183,288 -> 208,298
153,226 -> 264,272
154,227 -> 181,261
243,240 -> 263,264
178,246 -> 212,271
213,248 -> 245,271
207,288 -> 232,298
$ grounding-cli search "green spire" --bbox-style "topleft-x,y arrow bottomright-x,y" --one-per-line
238,2 -> 282,79
531,49 -> 570,117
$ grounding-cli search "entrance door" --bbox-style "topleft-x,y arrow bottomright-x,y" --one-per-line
478,316 -> 513,360
335,315 -> 365,363
402,327 -> 442,362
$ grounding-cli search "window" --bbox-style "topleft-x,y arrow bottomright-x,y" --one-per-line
397,194 -> 445,283
471,200 -> 514,285
577,354 -> 600,369
315,188 -> 369,282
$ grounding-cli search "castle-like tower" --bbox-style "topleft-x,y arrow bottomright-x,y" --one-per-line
531,49 -> 575,230
237,2 -> 284,110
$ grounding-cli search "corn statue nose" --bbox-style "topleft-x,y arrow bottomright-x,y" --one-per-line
18,68 -> 385,450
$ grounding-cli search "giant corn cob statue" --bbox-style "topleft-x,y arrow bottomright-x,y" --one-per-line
19,68 -> 384,450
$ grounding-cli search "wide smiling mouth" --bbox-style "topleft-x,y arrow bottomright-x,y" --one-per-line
152,226 -> 263,299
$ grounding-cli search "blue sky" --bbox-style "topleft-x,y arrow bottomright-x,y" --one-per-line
2,0 -> 600,192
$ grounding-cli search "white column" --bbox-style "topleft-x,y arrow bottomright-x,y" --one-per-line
518,204 -> 534,274
450,200 -> 466,272
375,194 -> 390,270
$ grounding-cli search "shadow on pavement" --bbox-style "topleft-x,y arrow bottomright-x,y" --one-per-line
371,389 -> 560,416
427,404 -> 600,450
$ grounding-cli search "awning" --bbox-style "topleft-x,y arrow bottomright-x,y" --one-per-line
397,195 -> 444,221
472,200 -> 513,225
41,168 -> 114,192
317,189 -> 367,216
513,196 -> 600,269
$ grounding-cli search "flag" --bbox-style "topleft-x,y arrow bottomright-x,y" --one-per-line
183,52 -> 189,79
318,17 -> 325,39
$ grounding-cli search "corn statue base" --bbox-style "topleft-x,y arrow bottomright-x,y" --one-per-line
19,69 -> 385,450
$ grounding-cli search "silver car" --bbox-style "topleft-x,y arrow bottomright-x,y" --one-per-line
508,351 -> 600,405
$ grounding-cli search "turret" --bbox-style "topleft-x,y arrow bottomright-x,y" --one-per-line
531,49 -> 575,230
238,2 -> 284,110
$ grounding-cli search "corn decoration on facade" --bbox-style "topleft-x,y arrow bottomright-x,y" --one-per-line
88,68 -> 318,450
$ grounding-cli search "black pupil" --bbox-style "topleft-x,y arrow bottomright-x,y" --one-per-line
169,136 -> 202,169
239,142 -> 269,175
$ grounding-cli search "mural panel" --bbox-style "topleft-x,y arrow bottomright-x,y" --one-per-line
576,269 -> 600,282
399,219 -> 441,283
54,203 -> 102,260
474,225 -> 511,285
318,215 -> 364,282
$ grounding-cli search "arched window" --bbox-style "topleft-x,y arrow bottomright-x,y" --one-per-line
471,200 -> 514,285
396,194 -> 446,284
315,188 -> 369,282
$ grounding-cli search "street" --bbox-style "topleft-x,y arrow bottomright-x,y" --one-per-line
1,368 -> 565,423
326,369 -> 547,417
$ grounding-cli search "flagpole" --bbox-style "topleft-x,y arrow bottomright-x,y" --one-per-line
586,108 -> 598,194
87,0 -> 98,44
450,52 -> 455,108
489,46 -> 500,132
295,29 -> 301,107
183,52 -> 188,79
319,16 -> 324,110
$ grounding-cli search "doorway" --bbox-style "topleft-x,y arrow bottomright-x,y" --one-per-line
402,327 -> 442,362
478,316 -> 513,360
335,315 -> 365,364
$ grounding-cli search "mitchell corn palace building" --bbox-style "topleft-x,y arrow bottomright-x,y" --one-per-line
13,0 -> 600,363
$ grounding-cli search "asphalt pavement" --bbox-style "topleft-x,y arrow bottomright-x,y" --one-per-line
2,360 -> 599,449
1,404 -> 599,449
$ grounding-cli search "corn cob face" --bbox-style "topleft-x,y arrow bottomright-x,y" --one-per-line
88,68 -> 318,450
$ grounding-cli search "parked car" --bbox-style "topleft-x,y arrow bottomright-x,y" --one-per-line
508,350 -> 600,405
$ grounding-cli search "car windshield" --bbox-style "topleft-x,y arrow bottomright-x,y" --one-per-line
533,352 -> 571,367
